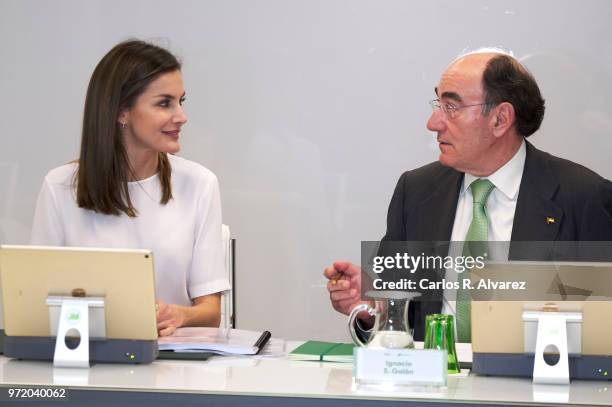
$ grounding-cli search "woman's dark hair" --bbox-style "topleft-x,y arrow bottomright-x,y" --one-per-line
77,39 -> 181,216
482,55 -> 545,137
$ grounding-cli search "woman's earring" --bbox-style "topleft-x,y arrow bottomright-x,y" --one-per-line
120,122 -> 127,130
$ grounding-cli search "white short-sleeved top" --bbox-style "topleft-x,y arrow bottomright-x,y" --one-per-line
30,154 -> 230,306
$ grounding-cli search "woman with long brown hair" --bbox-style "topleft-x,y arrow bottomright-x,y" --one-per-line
31,40 -> 229,336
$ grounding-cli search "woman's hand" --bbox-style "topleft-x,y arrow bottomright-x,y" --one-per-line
155,293 -> 222,337
156,300 -> 186,337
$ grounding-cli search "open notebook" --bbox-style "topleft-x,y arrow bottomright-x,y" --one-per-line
158,327 -> 270,355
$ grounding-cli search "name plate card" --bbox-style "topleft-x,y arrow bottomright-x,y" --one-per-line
354,348 -> 447,387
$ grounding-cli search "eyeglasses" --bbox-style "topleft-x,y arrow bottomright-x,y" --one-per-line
429,98 -> 491,120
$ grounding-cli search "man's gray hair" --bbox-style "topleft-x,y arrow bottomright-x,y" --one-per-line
457,46 -> 515,60
449,47 -> 529,72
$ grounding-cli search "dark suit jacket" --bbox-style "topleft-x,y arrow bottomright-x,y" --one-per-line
380,141 -> 612,340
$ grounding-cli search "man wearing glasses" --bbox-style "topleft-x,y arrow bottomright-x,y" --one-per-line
325,48 -> 612,341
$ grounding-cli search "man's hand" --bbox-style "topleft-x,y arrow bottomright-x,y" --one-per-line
324,260 -> 374,326
156,300 -> 186,337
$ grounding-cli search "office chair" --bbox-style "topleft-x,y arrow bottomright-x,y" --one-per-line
220,224 -> 235,329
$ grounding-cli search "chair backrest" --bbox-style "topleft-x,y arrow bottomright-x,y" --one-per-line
220,224 -> 235,328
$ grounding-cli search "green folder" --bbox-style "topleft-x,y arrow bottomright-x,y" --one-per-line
289,341 -> 354,362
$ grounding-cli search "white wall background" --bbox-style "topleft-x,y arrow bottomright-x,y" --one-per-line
1,0 -> 611,340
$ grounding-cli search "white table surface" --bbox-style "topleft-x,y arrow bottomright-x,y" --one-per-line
0,341 -> 610,406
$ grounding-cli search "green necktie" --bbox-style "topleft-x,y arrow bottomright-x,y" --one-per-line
456,178 -> 495,343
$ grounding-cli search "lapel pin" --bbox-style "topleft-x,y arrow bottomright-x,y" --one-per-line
546,217 -> 556,224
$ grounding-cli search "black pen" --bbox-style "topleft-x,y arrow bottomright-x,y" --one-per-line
254,331 -> 272,354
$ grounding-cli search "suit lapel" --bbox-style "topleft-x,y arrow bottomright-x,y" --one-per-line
409,169 -> 462,334
511,141 -> 563,241
410,169 -> 463,241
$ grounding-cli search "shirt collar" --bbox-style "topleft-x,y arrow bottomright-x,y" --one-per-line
461,139 -> 526,200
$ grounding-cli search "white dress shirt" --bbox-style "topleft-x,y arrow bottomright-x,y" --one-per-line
442,139 -> 526,316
